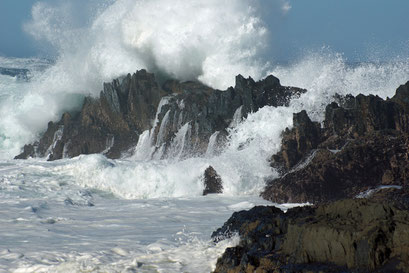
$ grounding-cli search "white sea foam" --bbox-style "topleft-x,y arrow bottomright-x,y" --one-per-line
1,0 -> 408,161
25,0 -> 271,92
0,159 -> 277,272
0,0 -> 280,160
270,51 -> 409,121
0,1 -> 408,272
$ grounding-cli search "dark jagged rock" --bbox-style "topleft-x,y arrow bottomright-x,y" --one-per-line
264,132 -> 409,203
202,166 -> 223,195
211,205 -> 285,241
271,110 -> 322,174
264,81 -> 409,203
323,93 -> 406,138
213,199 -> 409,273
16,69 -> 162,160
147,75 -> 305,159
15,71 -> 305,160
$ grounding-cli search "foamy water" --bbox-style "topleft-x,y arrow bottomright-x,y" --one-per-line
1,157 -> 308,273
1,54 -> 407,272
0,0 -> 408,272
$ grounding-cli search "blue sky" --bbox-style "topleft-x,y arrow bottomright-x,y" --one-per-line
270,0 -> 409,61
0,0 -> 38,57
0,0 -> 408,61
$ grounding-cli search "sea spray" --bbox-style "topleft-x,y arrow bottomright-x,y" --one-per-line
0,0 -> 277,159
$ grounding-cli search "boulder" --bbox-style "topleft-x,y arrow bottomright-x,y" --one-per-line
203,166 -> 223,195
213,199 -> 409,273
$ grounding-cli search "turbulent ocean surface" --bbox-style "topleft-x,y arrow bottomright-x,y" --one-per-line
1,54 -> 408,273
1,0 -> 409,272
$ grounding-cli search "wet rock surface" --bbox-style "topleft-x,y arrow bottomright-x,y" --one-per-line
15,71 -> 304,160
213,198 -> 409,273
202,166 -> 223,195
264,132 -> 409,203
16,70 -> 162,160
264,81 -> 409,203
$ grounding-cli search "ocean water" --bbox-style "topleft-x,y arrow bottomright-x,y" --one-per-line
1,0 -> 409,272
1,54 -> 408,273
0,156 -> 284,272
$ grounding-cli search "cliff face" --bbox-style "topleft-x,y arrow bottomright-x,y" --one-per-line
15,70 -> 305,160
263,81 -> 409,203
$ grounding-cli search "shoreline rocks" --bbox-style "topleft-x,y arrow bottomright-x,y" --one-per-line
263,81 -> 409,204
15,70 -> 305,160
213,197 -> 409,273
214,81 -> 409,272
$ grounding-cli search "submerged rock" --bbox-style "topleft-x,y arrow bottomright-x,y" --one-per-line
213,198 -> 409,273
15,70 -> 305,160
264,81 -> 409,203
203,166 -> 223,195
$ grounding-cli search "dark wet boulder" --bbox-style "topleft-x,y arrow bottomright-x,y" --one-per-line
202,166 -> 223,195
211,205 -> 288,241
213,199 -> 409,273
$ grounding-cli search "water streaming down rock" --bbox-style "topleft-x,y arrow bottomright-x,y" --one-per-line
212,81 -> 409,273
15,70 -> 305,161
205,131 -> 222,157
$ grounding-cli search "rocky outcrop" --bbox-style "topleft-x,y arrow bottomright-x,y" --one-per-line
16,70 -> 162,159
15,71 -> 305,160
263,81 -> 409,203
136,74 -> 305,160
203,166 -> 223,195
213,198 -> 409,273
270,110 -> 322,174
264,132 -> 409,203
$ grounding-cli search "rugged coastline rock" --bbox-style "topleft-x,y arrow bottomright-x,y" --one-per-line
213,198 -> 409,273
264,81 -> 409,203
213,82 -> 409,272
16,70 -> 162,160
15,70 -> 305,160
